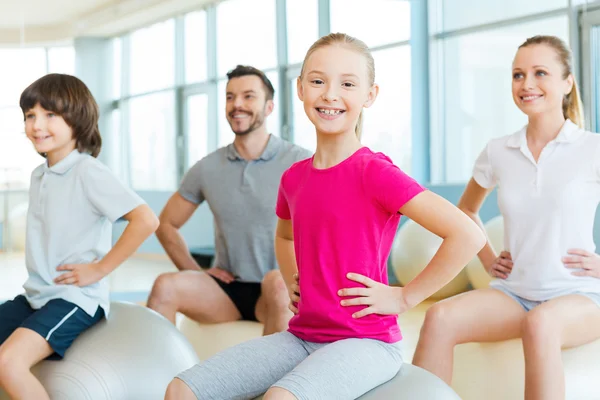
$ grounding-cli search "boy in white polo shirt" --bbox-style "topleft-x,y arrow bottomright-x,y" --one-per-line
414,36 -> 600,399
0,74 -> 159,400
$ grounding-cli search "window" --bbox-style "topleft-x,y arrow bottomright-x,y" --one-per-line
48,47 -> 75,75
127,91 -> 177,190
185,11 -> 208,83
186,93 -> 209,167
330,0 -> 411,48
217,71 -> 280,149
433,16 -> 569,182
217,0 -> 277,76
362,46 -> 411,172
129,20 -> 175,95
112,38 -> 122,100
287,0 -> 318,65
0,47 -> 51,189
430,0 -> 568,34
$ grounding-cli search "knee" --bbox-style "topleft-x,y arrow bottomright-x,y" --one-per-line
261,270 -> 288,305
264,387 -> 297,400
522,308 -> 557,344
150,273 -> 179,305
0,345 -> 19,382
421,301 -> 456,338
165,378 -> 196,400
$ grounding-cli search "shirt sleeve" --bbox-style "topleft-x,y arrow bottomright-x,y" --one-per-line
178,161 -> 205,205
275,169 -> 291,220
81,160 -> 145,223
472,142 -> 497,188
363,154 -> 426,214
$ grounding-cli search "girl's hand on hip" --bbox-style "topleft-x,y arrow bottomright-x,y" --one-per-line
338,273 -> 409,318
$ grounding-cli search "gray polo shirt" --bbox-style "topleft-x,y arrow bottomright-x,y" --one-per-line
24,150 -> 145,316
179,135 -> 312,282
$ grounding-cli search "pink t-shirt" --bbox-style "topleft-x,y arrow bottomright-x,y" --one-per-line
276,147 -> 425,343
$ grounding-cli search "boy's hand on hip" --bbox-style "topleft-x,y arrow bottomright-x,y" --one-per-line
55,261 -> 104,287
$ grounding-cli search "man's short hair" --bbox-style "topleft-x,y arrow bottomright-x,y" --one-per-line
226,65 -> 275,101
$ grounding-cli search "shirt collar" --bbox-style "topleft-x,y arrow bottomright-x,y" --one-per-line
226,134 -> 282,161
506,119 -> 583,148
33,150 -> 87,177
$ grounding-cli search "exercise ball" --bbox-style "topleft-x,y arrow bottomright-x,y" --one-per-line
465,215 -> 504,289
178,317 -> 264,361
0,302 -> 199,400
452,337 -> 600,400
253,364 -> 460,400
391,220 -> 470,299
3,202 -> 28,252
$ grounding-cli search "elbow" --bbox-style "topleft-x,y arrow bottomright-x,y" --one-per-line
141,211 -> 160,236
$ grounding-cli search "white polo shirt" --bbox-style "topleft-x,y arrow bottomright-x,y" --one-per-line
473,119 -> 600,301
24,150 -> 144,316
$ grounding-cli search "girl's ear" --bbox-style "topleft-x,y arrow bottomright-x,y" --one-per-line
297,77 -> 304,101
363,84 -> 379,109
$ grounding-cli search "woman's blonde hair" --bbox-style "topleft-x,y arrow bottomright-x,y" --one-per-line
518,35 -> 584,128
299,33 -> 375,139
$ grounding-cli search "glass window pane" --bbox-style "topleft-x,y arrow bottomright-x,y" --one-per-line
112,38 -> 122,100
185,10 -> 207,83
218,71 -> 280,149
330,0 -> 410,48
437,16 -> 569,183
48,47 -> 75,75
431,0 -> 568,33
0,48 -> 46,107
187,93 -> 208,168
291,78 -> 316,153
127,91 -> 177,190
107,108 -> 126,182
0,106 -> 42,189
129,20 -> 175,95
217,0 -> 277,76
362,46 -> 411,172
287,0 -> 318,65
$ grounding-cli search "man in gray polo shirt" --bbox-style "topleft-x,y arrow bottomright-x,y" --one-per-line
147,65 -> 311,335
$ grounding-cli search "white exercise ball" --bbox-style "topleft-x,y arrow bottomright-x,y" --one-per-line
465,215 -> 504,289
0,302 -> 199,400
391,220 -> 470,299
4,202 -> 28,252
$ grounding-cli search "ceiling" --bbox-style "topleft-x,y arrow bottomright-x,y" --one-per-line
0,0 -> 219,45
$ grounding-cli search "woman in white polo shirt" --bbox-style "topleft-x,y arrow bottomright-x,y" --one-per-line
0,74 -> 159,400
413,35 -> 600,399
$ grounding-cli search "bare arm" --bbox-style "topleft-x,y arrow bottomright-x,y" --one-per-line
156,193 -> 203,271
97,204 -> 160,274
400,190 -> 487,308
275,218 -> 298,288
457,178 -> 498,271
55,204 -> 160,286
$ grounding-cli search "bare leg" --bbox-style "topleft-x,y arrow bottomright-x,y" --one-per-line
521,294 -> 600,400
263,387 -> 298,400
412,288 -> 526,384
255,270 -> 293,335
0,328 -> 54,400
164,378 -> 197,400
147,270 -> 241,324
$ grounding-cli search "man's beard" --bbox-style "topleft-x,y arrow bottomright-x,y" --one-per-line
229,110 -> 266,136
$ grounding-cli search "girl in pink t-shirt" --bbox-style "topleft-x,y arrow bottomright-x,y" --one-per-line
166,33 -> 485,400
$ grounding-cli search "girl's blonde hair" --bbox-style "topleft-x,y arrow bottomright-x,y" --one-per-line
300,33 -> 375,139
518,35 -> 585,128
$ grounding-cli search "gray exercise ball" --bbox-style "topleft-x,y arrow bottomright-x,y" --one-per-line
253,363 -> 460,400
358,364 -> 461,399
0,302 -> 199,400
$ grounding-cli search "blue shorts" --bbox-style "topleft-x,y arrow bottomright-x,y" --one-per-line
0,295 -> 104,360
494,288 -> 600,312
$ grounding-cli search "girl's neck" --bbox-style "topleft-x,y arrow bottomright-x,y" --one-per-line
526,110 -> 566,147
313,129 -> 362,169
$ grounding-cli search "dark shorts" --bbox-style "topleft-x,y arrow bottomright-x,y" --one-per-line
208,276 -> 262,321
0,295 -> 105,360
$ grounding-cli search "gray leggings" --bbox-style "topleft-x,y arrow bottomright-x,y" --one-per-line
177,331 -> 403,400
